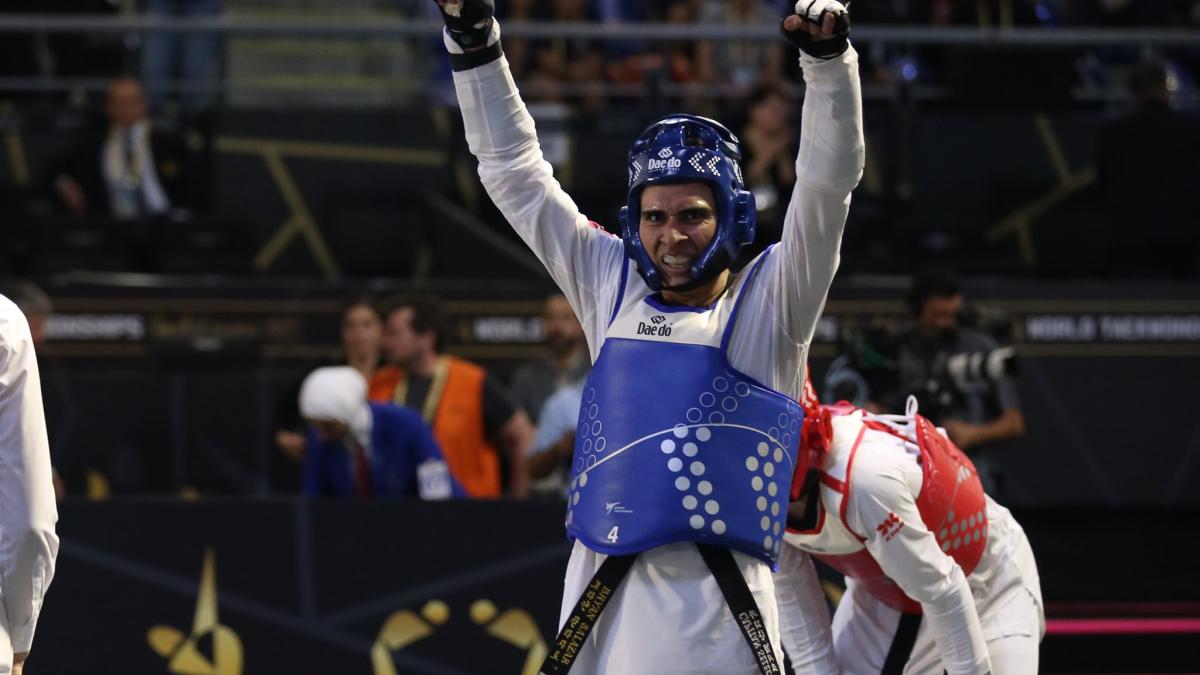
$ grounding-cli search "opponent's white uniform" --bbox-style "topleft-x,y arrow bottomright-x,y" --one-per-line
445,22 -> 863,674
777,409 -> 1043,675
0,296 -> 59,674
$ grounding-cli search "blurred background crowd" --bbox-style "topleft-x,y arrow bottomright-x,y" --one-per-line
1,0 -> 1198,281
2,2 -> 1198,672
0,0 -> 1197,501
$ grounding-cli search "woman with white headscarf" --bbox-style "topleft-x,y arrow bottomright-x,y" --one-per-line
299,366 -> 460,498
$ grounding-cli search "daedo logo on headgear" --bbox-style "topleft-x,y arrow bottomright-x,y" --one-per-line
637,315 -> 672,337
647,148 -> 682,172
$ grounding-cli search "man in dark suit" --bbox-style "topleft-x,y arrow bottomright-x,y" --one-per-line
1097,60 -> 1200,277
52,76 -> 197,219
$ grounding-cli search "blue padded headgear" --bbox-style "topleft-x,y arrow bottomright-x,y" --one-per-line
618,114 -> 756,292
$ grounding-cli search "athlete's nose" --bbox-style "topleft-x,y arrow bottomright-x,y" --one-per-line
661,219 -> 690,243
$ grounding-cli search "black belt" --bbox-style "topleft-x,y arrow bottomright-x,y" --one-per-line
696,543 -> 783,674
540,545 -> 782,675
540,552 -> 635,675
881,612 -> 922,675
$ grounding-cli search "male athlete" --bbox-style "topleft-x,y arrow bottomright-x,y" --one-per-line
776,378 -> 1043,674
434,1 -> 863,672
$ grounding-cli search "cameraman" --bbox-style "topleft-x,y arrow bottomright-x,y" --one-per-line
874,268 -> 1024,495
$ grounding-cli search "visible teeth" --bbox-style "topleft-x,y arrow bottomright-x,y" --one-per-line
663,255 -> 692,266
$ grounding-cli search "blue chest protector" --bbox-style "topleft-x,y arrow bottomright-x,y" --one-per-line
565,257 -> 803,567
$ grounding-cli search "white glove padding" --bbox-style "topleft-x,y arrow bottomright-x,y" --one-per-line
794,0 -> 848,26
783,0 -> 851,59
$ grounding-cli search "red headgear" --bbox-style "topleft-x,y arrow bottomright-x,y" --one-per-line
791,367 -> 833,500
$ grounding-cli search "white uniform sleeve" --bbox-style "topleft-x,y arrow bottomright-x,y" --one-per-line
727,47 -> 864,397
774,544 -> 839,675
774,48 -> 866,337
0,298 -> 60,656
447,24 -> 626,357
845,444 -> 991,675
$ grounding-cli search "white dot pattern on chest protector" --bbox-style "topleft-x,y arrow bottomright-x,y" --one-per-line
566,333 -> 803,560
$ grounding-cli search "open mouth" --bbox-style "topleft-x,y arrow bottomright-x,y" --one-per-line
661,254 -> 693,272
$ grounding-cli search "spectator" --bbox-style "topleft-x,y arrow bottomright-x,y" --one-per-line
298,366 -> 458,499
870,268 -> 1024,495
509,293 -> 588,423
372,298 -> 532,499
340,297 -> 386,381
662,0 -> 706,85
141,0 -> 224,113
739,82 -> 798,261
697,0 -> 786,85
522,0 -> 606,106
51,76 -> 198,220
527,378 -> 584,499
604,0 -> 706,90
273,298 -> 385,486
1097,60 -> 1200,277
0,293 -> 59,675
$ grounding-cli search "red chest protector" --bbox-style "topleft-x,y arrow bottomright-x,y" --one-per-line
909,414 -> 989,577
800,407 -> 989,615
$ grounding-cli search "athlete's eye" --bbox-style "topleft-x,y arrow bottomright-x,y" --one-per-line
642,210 -> 666,224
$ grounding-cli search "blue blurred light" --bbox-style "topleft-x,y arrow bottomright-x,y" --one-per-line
1034,2 -> 1052,22
900,61 -> 919,82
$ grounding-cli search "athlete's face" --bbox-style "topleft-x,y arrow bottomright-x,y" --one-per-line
639,183 -> 719,289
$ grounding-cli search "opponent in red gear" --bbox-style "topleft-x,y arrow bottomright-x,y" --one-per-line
776,372 -> 1043,675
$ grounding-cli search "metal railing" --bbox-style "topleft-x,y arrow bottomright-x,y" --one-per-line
0,14 -> 1196,46
0,15 -> 1195,103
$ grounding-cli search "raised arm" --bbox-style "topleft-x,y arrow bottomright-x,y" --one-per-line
0,299 -> 59,669
436,1 -> 624,344
762,1 -> 865,345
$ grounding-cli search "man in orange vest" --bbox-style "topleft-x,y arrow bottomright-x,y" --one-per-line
371,298 -> 532,498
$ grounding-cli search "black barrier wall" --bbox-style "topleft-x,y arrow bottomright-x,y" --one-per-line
31,278 -> 1200,508
33,500 -> 1200,674
40,500 -> 570,675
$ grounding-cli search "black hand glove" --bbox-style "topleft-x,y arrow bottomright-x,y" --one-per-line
434,0 -> 496,50
780,0 -> 851,60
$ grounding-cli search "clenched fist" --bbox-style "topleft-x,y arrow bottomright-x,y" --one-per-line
781,0 -> 851,59
433,0 -> 495,50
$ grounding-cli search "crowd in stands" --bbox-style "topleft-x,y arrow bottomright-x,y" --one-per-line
467,0 -> 1200,104
2,1 -> 1198,105
0,1 -> 1197,281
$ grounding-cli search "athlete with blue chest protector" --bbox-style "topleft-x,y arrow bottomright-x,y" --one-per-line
434,1 -> 863,672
